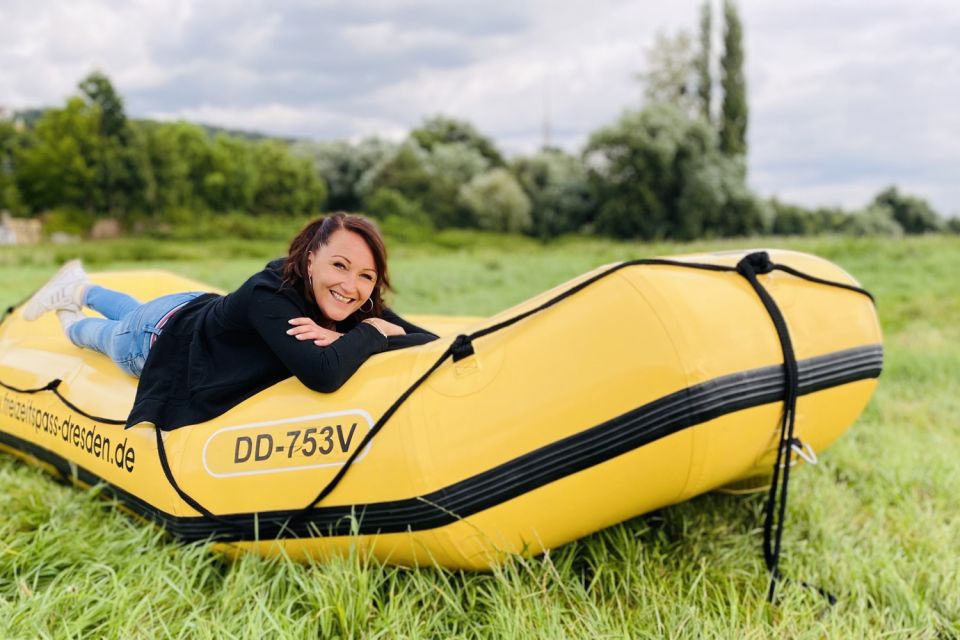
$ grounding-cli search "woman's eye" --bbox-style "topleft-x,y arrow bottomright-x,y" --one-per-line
333,262 -> 346,270
361,274 -> 375,281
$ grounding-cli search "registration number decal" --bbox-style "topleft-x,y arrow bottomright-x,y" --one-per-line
201,410 -> 373,478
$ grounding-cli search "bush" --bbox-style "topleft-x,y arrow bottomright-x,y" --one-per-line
457,169 -> 532,233
842,204 -> 903,237
511,150 -> 595,238
364,188 -> 431,227
770,199 -> 817,236
873,186 -> 943,234
42,208 -> 94,237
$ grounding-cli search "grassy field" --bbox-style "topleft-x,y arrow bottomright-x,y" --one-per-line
1,233 -> 957,638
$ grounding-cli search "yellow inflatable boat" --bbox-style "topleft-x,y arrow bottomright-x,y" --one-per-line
0,249 -> 881,572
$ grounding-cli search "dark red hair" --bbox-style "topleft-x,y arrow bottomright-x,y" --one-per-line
282,212 -> 391,322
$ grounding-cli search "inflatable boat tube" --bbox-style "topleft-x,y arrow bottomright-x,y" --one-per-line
0,249 -> 882,569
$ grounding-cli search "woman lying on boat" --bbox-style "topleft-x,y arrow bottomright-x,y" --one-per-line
22,212 -> 438,430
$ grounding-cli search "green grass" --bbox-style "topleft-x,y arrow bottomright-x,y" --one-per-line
1,233 -> 958,638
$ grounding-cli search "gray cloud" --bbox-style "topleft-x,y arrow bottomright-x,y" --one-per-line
1,0 -> 957,214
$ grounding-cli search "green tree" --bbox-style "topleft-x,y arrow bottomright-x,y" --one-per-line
584,104 -> 766,240
770,199 -> 818,236
585,105 -> 697,238
141,121 -> 211,213
639,30 -> 698,114
719,0 -> 748,157
675,152 -> 770,239
696,1 -> 713,123
0,119 -> 26,214
364,188 -> 431,227
426,142 -> 490,184
872,186 -> 943,234
457,168 -> 532,233
511,149 -> 595,238
76,71 -> 149,218
80,71 -> 128,141
842,203 -> 903,236
14,97 -> 100,213
410,116 -> 505,167
358,141 -> 488,228
293,138 -> 396,212
205,135 -> 257,211
250,141 -> 326,215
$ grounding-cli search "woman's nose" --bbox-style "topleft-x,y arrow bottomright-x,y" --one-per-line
341,272 -> 358,293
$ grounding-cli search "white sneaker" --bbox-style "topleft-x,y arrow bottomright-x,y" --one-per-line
23,259 -> 89,321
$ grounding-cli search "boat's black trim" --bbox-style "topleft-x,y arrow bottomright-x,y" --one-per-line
0,344 -> 882,542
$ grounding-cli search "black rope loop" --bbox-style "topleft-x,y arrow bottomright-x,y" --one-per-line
737,250 -> 775,276
450,334 -> 475,362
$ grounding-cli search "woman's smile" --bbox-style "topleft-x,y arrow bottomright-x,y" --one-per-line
330,289 -> 355,304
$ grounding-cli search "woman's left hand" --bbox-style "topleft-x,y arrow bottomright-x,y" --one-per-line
287,317 -> 343,347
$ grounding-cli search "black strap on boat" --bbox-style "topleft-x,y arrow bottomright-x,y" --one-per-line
735,252 -> 840,605
0,377 -> 126,426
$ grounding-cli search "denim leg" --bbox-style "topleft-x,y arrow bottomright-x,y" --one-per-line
83,285 -> 141,321
67,316 -> 146,377
67,291 -> 205,377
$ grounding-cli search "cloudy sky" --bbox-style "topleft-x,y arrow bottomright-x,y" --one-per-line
1,0 -> 958,215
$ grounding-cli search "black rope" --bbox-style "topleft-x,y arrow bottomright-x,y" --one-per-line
0,377 -> 127,426
735,252 -> 841,606
773,264 -> 874,303
51,387 -> 126,425
0,378 -> 63,395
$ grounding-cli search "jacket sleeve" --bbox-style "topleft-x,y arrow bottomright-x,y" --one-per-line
382,308 -> 440,351
248,286 -> 388,393
382,308 -> 439,337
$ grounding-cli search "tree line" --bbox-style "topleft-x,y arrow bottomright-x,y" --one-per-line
1,1 -> 955,240
0,72 -> 326,235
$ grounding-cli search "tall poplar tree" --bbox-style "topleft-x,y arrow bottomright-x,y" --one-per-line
719,0 -> 747,157
696,1 -> 713,123
78,71 -> 150,217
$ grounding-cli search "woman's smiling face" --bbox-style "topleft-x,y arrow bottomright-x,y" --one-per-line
307,229 -> 378,323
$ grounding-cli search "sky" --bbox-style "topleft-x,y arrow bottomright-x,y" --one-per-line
1,0 -> 958,216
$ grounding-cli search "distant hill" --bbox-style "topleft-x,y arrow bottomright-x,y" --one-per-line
5,106 -> 298,144
191,122 -> 299,144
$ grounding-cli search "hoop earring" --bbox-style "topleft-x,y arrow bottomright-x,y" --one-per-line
360,298 -> 374,312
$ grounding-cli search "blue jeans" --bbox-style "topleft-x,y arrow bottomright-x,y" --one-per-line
67,285 -> 204,377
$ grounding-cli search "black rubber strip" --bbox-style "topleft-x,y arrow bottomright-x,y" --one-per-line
0,344 -> 882,542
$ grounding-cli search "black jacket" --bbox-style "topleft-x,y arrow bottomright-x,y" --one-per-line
127,258 -> 438,430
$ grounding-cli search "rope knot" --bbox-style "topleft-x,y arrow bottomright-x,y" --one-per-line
737,251 -> 775,276
450,334 -> 475,362
44,379 -> 62,391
